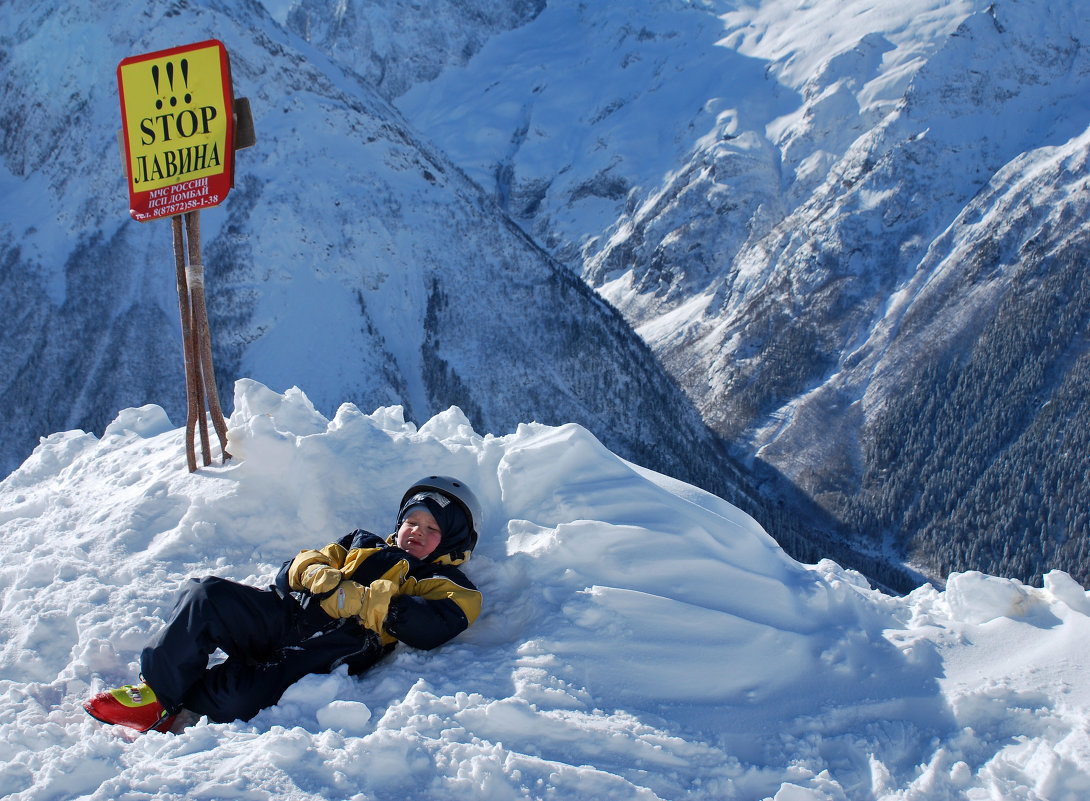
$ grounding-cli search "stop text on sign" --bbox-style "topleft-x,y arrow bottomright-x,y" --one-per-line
117,39 -> 235,221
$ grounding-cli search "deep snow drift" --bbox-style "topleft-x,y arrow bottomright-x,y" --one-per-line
1,380 -> 1088,800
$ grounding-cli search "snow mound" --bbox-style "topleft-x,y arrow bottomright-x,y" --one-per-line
1,379 -> 1089,799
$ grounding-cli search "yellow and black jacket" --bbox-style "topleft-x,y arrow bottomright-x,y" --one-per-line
276,529 -> 482,651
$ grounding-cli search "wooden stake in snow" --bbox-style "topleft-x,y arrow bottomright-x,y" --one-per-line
171,211 -> 229,470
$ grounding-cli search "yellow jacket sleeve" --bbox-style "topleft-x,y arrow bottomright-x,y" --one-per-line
287,543 -> 348,591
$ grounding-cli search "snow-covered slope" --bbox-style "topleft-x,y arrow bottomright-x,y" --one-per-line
389,0 -> 1090,585
278,0 -> 545,99
0,0 -> 740,513
2,381 -> 1089,800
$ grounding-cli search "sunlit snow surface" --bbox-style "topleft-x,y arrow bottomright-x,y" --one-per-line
1,379 -> 1088,800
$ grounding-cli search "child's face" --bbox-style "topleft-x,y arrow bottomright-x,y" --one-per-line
396,508 -> 442,558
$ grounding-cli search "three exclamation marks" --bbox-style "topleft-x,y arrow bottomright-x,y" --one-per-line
152,58 -> 191,110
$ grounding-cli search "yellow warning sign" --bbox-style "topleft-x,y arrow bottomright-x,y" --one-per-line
117,40 -> 234,221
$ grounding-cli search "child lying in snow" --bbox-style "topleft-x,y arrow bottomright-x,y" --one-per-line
84,476 -> 483,732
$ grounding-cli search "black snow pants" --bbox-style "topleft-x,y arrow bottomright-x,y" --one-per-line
141,576 -> 384,723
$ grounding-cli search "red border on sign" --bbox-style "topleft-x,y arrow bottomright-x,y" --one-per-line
117,39 -> 235,222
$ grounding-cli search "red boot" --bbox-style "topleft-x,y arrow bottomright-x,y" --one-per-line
84,683 -> 177,733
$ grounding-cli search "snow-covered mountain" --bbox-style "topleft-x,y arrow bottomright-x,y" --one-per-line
3,382 -> 1089,800
279,0 -> 545,99
0,0 -> 759,530
378,0 -> 1090,586
6,0 -> 1089,589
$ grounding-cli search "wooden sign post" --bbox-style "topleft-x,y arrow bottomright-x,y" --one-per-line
117,39 -> 253,471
